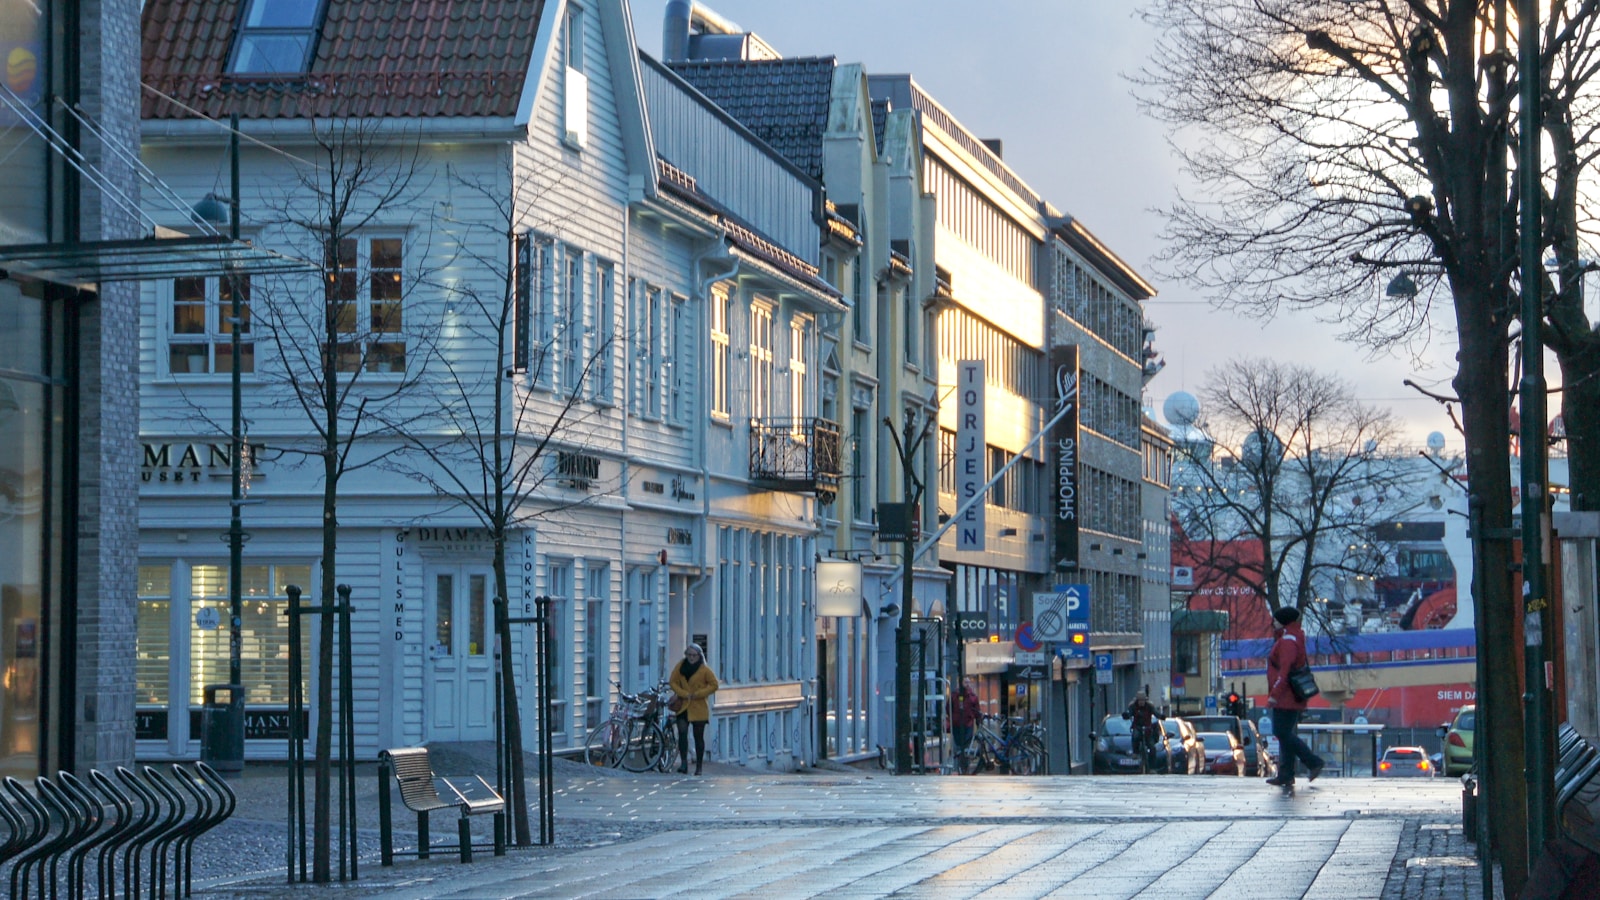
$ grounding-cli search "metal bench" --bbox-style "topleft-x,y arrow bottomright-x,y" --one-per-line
378,748 -> 505,865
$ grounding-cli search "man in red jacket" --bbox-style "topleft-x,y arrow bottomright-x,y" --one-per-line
1265,605 -> 1325,787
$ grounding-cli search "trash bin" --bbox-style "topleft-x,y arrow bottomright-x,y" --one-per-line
1462,773 -> 1478,841
201,684 -> 245,774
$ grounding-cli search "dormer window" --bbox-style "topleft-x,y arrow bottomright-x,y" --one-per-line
230,0 -> 324,75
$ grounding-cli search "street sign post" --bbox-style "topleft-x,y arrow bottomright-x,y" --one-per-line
1007,663 -> 1047,681
1094,652 -> 1113,685
1063,622 -> 1090,660
1035,584 -> 1089,643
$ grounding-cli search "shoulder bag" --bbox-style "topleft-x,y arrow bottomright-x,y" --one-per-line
1288,666 -> 1320,702
667,694 -> 687,714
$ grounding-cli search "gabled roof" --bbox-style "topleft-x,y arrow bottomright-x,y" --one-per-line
666,57 -> 836,180
142,0 -> 545,120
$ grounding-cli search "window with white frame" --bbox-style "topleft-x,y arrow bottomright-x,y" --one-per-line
563,5 -> 588,148
547,559 -> 572,736
583,562 -> 608,729
789,317 -> 809,420
624,566 -> 656,693
136,565 -> 172,710
561,251 -> 584,393
639,282 -> 663,419
326,236 -> 405,373
710,284 -> 730,418
531,237 -> 555,385
749,300 -> 773,420
169,274 -> 251,375
593,262 -> 614,403
669,295 -> 687,423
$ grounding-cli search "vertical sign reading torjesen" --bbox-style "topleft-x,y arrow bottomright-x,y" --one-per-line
956,360 -> 986,550
1051,345 -> 1080,570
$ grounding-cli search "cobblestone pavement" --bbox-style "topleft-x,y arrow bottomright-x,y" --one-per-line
171,744 -> 1485,899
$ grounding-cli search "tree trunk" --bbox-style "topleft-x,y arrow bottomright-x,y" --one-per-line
1456,307 -> 1528,894
314,447 -> 336,882
493,535 -> 531,845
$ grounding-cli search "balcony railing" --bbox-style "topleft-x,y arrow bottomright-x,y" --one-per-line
749,417 -> 841,503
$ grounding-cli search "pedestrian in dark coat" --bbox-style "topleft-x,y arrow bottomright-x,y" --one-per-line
1265,606 -> 1325,786
951,679 -> 981,754
669,643 -> 718,775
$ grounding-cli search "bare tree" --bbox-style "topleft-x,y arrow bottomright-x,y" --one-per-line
1135,3 -> 1600,884
383,165 -> 619,846
249,118 -> 437,881
1173,359 -> 1408,636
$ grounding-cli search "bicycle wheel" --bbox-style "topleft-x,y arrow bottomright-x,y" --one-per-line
1008,742 -> 1035,776
620,719 -> 666,772
657,724 -> 684,773
585,720 -> 625,768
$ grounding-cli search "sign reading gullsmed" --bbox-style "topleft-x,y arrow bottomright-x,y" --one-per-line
1051,346 -> 1080,570
956,360 -> 986,551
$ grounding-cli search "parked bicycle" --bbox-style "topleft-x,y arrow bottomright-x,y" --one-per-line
956,714 -> 1047,775
585,680 -> 674,772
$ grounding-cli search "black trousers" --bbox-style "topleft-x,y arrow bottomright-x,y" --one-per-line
1272,708 -> 1325,781
676,714 -> 706,771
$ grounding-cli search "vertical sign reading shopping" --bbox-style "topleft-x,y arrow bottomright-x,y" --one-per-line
956,360 -> 986,551
1051,345 -> 1080,571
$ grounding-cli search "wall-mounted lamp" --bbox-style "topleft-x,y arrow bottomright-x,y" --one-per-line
1111,547 -> 1124,556
999,527 -> 1018,537
1089,542 -> 1103,551
1136,552 -> 1148,559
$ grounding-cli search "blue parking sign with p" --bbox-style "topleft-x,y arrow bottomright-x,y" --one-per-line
1058,584 -> 1090,623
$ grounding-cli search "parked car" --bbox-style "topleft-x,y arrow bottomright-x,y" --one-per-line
1186,714 -> 1274,778
1197,731 -> 1247,775
1438,704 -> 1475,776
1153,717 -> 1203,774
1378,746 -> 1434,777
1092,715 -> 1146,774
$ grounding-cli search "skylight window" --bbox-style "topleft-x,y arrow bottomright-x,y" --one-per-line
230,0 -> 324,75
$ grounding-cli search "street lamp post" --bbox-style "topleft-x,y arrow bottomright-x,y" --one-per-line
886,410 -> 933,775
1516,0 -> 1555,853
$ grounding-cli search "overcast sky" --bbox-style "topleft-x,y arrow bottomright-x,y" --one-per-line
630,0 -> 1467,451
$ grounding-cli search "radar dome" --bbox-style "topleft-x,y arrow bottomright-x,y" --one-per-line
1163,391 -> 1200,426
1426,431 -> 1446,454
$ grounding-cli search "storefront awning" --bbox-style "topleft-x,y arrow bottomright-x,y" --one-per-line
0,235 -> 316,288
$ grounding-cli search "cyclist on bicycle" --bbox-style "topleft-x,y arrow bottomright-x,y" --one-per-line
1123,692 -> 1162,770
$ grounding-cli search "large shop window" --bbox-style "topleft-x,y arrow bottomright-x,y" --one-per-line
169,274 -> 252,375
189,564 -> 313,706
137,562 -> 312,725
0,277 -> 66,780
326,236 -> 405,373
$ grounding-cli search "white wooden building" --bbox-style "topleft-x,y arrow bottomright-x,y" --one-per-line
136,0 -> 841,770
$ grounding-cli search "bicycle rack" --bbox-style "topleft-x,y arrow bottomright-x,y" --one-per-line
0,763 -> 236,899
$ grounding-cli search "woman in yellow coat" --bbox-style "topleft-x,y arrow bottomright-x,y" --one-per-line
668,643 -> 718,775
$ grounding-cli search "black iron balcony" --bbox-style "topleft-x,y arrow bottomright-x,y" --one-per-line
749,417 -> 841,502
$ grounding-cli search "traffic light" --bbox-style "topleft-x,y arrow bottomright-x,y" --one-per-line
1226,691 -> 1244,718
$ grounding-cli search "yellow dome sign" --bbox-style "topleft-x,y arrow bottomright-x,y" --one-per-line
8,47 -> 37,95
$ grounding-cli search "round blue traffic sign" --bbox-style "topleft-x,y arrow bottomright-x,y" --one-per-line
1015,621 -> 1041,652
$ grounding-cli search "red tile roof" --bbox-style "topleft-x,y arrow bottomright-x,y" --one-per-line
142,0 -> 546,120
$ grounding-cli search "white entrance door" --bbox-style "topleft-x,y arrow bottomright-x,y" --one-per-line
425,567 -> 495,742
